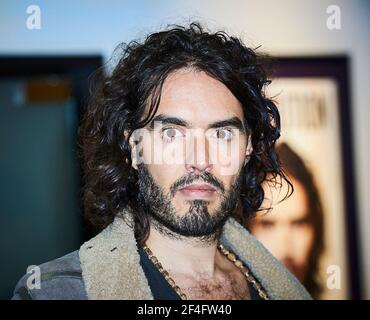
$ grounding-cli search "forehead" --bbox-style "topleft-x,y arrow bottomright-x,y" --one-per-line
156,68 -> 243,125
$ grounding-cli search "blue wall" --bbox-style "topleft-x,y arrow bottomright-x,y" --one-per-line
0,80 -> 82,299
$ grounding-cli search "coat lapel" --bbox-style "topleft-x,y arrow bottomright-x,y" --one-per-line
79,210 -> 153,299
79,206 -> 311,300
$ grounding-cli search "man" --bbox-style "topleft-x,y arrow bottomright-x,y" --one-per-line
12,22 -> 311,300
248,142 -> 324,299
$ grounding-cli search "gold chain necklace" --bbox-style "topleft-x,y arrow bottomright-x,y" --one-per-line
142,243 -> 269,300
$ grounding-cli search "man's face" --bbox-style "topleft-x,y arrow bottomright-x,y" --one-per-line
131,68 -> 252,238
249,176 -> 315,282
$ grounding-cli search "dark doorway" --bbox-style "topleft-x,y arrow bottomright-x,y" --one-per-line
0,56 -> 103,299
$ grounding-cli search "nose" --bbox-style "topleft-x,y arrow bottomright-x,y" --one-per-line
271,225 -> 293,261
185,130 -> 212,173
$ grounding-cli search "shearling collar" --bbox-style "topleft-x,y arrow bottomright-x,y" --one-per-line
79,207 -> 312,300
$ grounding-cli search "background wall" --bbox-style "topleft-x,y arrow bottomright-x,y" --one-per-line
0,0 -> 369,298
0,81 -> 82,298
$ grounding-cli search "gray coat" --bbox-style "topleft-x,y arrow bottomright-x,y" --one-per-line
12,207 -> 312,300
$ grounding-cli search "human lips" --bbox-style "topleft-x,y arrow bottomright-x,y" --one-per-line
178,183 -> 216,199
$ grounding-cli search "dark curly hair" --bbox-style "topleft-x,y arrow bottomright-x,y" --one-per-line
78,22 -> 293,246
276,142 -> 325,298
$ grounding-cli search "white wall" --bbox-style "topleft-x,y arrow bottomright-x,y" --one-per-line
1,0 -> 369,298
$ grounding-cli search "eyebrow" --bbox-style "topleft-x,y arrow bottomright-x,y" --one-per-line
149,114 -> 246,134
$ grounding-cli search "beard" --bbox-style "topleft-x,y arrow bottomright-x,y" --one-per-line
136,164 -> 244,243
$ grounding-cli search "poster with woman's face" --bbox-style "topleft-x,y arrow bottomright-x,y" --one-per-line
247,78 -> 349,299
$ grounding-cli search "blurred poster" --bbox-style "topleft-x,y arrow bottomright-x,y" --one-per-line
248,78 -> 349,299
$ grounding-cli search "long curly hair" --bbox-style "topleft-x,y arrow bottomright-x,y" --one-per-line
78,22 -> 293,246
276,142 -> 325,298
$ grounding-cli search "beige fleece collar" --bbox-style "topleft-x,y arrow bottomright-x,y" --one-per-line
79,207 -> 311,300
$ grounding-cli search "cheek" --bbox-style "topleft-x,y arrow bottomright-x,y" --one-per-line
291,226 -> 315,263
158,137 -> 187,165
250,226 -> 271,240
250,226 -> 279,254
146,163 -> 179,190
209,141 -> 246,176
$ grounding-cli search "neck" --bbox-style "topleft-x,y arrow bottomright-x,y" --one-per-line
144,219 -> 225,278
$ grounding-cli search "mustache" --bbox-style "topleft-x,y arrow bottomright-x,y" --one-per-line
170,171 -> 225,197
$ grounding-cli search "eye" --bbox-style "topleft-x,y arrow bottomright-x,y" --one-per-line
259,220 -> 275,229
215,128 -> 234,141
161,127 -> 183,142
291,218 -> 310,228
